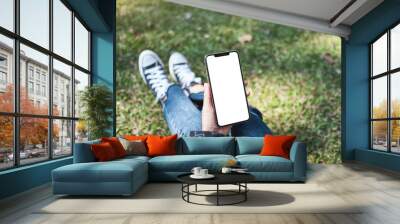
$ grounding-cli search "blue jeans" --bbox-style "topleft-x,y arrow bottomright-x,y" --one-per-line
162,84 -> 272,137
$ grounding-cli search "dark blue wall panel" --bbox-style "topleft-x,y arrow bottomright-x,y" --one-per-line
343,0 -> 400,171
92,31 -> 115,136
91,0 -> 116,135
0,158 -> 72,199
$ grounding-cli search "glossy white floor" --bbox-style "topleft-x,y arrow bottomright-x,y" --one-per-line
1,163 -> 400,224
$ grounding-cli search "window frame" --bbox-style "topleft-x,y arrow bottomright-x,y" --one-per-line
370,21 -> 400,154
0,0 -> 92,171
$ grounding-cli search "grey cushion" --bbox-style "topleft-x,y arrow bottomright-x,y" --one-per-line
119,138 -> 147,156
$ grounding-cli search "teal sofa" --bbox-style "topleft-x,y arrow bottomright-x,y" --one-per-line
52,137 -> 307,196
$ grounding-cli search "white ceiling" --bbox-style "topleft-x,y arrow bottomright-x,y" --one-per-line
228,0 -> 352,22
167,0 -> 384,38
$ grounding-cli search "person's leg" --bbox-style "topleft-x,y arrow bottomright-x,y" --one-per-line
186,90 -> 272,137
231,106 -> 273,137
168,51 -> 272,137
162,84 -> 201,136
191,91 -> 271,136
138,50 -> 201,136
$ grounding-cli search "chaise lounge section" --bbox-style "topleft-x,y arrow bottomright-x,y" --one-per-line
52,137 -> 307,196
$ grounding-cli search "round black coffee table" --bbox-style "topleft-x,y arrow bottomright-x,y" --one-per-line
177,173 -> 255,206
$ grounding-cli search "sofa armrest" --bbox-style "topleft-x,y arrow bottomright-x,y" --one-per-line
289,141 -> 307,181
73,140 -> 99,163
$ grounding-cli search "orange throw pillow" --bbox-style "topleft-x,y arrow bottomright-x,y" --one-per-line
146,134 -> 178,157
260,135 -> 296,159
101,137 -> 127,158
91,142 -> 117,161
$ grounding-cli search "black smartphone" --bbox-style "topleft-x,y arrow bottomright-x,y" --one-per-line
204,50 -> 250,126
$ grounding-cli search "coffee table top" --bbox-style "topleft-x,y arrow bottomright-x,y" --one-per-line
177,172 -> 255,185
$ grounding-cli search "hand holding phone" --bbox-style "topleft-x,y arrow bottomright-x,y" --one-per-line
202,83 -> 231,134
204,51 -> 250,126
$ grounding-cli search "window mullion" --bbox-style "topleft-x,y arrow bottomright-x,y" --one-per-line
388,30 -> 391,153
48,0 -> 54,160
71,10 -> 76,154
370,45 -> 373,149
13,0 -> 20,167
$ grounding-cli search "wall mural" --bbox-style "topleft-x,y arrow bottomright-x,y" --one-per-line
116,0 -> 341,163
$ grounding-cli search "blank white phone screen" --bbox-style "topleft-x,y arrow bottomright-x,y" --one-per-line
206,52 -> 249,126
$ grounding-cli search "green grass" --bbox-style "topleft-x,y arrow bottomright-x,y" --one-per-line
116,0 -> 342,163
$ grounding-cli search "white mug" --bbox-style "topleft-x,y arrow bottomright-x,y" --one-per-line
221,167 -> 232,174
191,167 -> 202,176
200,169 -> 208,176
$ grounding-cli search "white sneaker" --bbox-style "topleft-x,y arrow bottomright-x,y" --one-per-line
138,50 -> 172,102
168,52 -> 202,89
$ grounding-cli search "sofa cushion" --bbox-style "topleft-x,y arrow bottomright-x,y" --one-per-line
101,137 -> 127,158
178,137 -> 235,155
235,137 -> 264,155
91,142 -> 118,161
73,139 -> 100,163
53,158 -> 147,183
236,155 -> 293,172
147,134 -> 178,157
115,155 -> 150,163
259,135 -> 296,159
119,138 -> 147,156
149,154 -> 235,172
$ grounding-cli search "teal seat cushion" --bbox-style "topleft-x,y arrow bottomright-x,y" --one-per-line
53,159 -> 147,183
149,154 -> 235,172
236,137 -> 264,155
178,137 -> 235,155
236,155 -> 293,172
116,155 -> 150,163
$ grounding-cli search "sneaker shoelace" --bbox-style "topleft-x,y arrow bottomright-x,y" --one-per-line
145,65 -> 171,101
174,63 -> 201,89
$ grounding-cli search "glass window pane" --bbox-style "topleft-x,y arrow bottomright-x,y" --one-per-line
372,121 -> 388,151
20,44 -> 49,115
391,72 -> 400,117
75,120 -> 88,143
372,33 -> 387,76
372,76 -> 387,119
74,17 -> 89,70
53,0 -> 72,60
74,69 -> 89,118
53,59 -> 72,117
20,0 -> 49,48
391,120 -> 400,153
0,116 -> 14,170
0,34 -> 14,112
0,0 -> 14,31
53,119 -> 72,157
391,24 -> 400,70
20,117 -> 49,165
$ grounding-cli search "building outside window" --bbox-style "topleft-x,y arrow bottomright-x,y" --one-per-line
0,71 -> 7,89
0,54 -> 7,90
28,66 -> 34,80
35,83 -> 40,95
28,81 -> 34,94
35,70 -> 40,81
0,54 -> 7,67
0,0 -> 91,170
41,85 -> 46,97
371,23 -> 400,154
